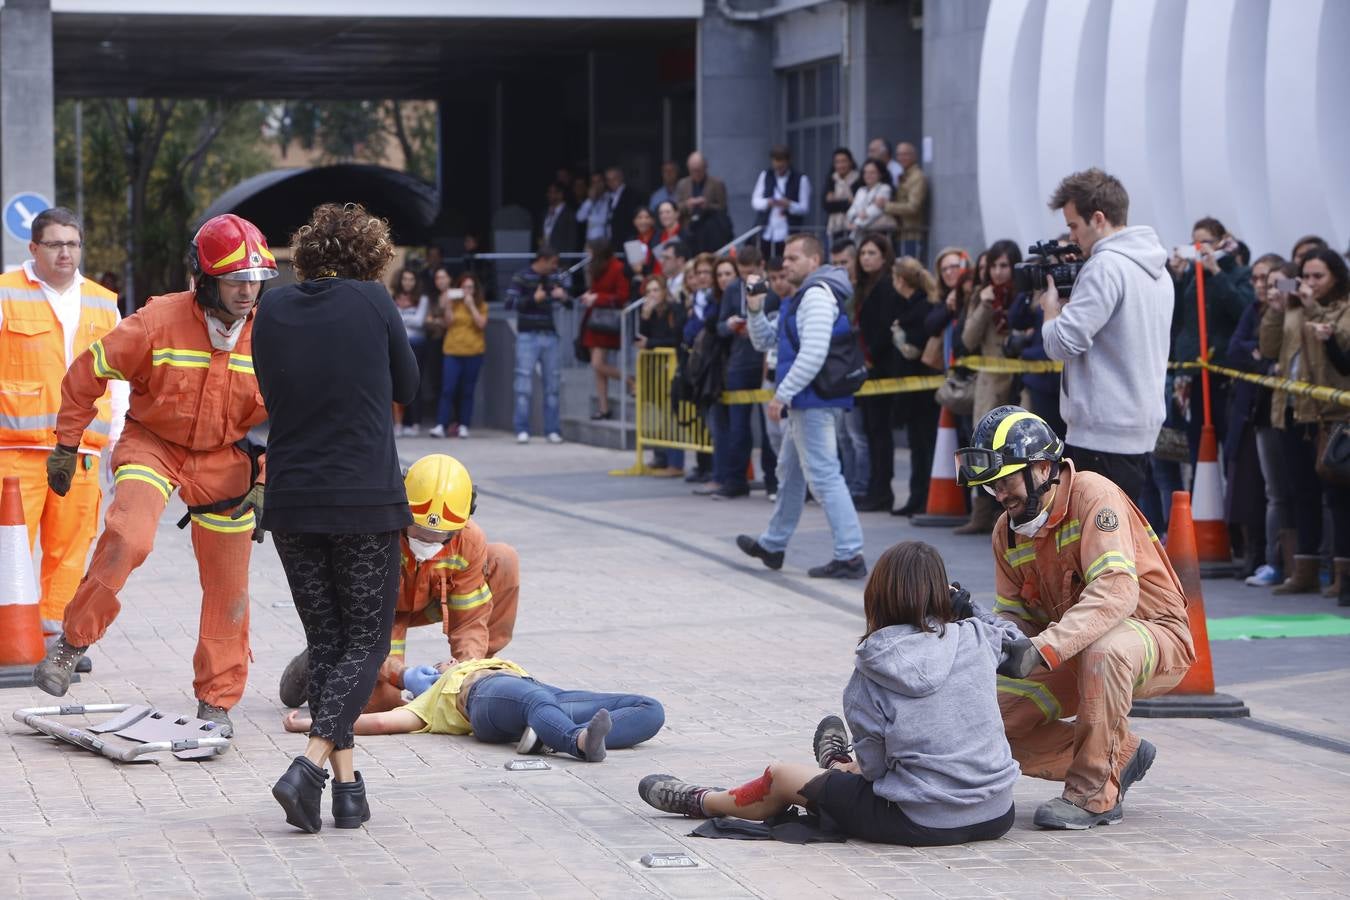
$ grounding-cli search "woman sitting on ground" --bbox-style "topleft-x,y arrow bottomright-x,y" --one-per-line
638,540 -> 1021,846
284,657 -> 665,763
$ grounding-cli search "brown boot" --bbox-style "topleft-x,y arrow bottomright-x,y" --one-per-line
954,492 -> 998,536
1278,529 -> 1297,582
1273,555 -> 1321,595
1323,557 -> 1346,599
1331,558 -> 1350,607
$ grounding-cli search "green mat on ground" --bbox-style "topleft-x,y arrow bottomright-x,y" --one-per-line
1206,614 -> 1350,640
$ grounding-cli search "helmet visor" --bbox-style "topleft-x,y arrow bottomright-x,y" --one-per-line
218,266 -> 278,282
955,447 -> 1027,486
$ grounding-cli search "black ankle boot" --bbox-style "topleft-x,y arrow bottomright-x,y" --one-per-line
332,772 -> 371,828
272,757 -> 329,833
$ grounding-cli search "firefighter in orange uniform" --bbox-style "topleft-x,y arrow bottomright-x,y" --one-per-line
0,207 -> 127,634
955,406 -> 1195,830
33,214 -> 278,736
278,453 -> 520,713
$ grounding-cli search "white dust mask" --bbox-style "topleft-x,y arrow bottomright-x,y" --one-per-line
407,537 -> 445,562
207,314 -> 246,351
1011,508 -> 1049,537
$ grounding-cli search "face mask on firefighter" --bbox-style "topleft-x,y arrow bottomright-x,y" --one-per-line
407,536 -> 445,562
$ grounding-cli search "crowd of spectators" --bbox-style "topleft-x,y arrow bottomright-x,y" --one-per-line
382,148 -> 1348,607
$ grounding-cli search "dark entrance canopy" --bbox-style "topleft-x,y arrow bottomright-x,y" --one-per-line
198,164 -> 439,247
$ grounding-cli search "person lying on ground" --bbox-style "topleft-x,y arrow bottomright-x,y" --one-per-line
283,657 -> 665,763
638,541 -> 1023,846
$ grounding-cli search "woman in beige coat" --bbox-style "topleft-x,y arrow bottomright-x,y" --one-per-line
955,239 -> 1023,534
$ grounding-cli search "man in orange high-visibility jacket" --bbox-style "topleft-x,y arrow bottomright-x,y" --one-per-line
277,453 -> 521,713
34,214 -> 278,737
0,207 -> 128,632
956,406 -> 1195,830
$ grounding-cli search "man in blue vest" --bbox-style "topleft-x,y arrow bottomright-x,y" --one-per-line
751,146 -> 811,261
736,233 -> 866,579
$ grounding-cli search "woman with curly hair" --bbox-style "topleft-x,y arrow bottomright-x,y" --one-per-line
252,203 -> 420,834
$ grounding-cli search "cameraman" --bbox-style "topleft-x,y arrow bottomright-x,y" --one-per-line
1037,168 -> 1173,501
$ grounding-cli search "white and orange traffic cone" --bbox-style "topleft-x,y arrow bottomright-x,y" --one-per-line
913,406 -> 969,527
1131,491 -> 1248,718
0,475 -> 47,688
1192,424 -> 1236,577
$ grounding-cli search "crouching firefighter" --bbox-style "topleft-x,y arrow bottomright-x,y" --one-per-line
955,406 -> 1195,830
35,214 -> 278,738
279,453 -> 520,713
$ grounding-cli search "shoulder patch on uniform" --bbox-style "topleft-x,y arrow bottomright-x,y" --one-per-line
1095,508 -> 1119,532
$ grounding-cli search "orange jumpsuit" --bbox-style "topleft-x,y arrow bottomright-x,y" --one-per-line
993,461 -> 1195,814
0,267 -> 121,626
365,521 -> 520,712
55,292 -> 266,709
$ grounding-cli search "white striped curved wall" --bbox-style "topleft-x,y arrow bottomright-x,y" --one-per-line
977,0 -> 1349,256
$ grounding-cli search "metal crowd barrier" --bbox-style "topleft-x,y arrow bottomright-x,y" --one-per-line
610,348 -> 712,476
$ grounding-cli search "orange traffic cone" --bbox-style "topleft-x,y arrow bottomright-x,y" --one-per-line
1130,491 -> 1248,718
1191,424 -> 1236,577
913,406 -> 968,527
0,476 -> 46,687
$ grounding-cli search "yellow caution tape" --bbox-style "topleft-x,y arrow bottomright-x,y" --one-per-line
721,374 -> 945,405
952,355 -> 1064,374
1202,362 -> 1350,408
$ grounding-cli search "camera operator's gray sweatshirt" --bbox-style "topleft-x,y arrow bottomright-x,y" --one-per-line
1041,226 -> 1174,455
842,616 -> 1022,829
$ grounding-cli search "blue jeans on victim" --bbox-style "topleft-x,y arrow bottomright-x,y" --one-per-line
466,674 -> 665,760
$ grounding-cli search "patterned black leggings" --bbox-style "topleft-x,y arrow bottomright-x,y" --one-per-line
273,531 -> 401,750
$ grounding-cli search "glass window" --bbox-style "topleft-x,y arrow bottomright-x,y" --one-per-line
780,58 -> 841,233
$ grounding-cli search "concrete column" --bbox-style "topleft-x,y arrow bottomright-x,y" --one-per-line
922,0 -> 988,257
0,0 -> 55,268
696,0 -> 776,239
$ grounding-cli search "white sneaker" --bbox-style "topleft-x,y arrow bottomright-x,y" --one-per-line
393,424 -> 407,437
427,424 -> 446,438
516,431 -> 530,444
546,432 -> 563,444
406,424 -> 421,436
457,425 -> 470,439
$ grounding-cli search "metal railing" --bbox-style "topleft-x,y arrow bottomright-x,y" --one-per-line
611,348 -> 713,476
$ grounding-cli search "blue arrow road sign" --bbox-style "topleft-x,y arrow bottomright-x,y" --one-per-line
4,193 -> 53,242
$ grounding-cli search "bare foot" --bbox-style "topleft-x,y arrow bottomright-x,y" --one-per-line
282,710 -> 312,733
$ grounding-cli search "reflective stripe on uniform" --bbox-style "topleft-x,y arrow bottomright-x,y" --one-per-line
1124,619 -> 1158,689
1145,525 -> 1159,543
0,412 -> 57,431
1003,543 -> 1036,568
0,288 -> 48,303
114,464 -> 174,500
1085,550 -> 1138,583
997,675 -> 1062,722
1056,519 -> 1082,553
151,347 -> 213,368
448,583 -> 492,611
191,510 -> 254,534
227,353 -> 254,374
994,594 -> 1036,622
90,340 -> 126,380
432,555 -> 469,572
389,639 -> 406,655
80,295 -> 119,313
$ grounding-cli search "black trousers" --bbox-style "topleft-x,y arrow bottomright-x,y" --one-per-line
898,391 -> 939,510
801,771 -> 1014,847
861,394 -> 895,503
1282,421 -> 1350,557
273,531 -> 401,750
1064,444 -> 1148,503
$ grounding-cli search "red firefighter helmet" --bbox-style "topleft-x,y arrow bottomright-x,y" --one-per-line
193,214 -> 278,283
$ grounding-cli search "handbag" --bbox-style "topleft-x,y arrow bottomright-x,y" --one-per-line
934,369 -> 975,416
1316,421 -> 1350,486
587,306 -> 622,335
1152,426 -> 1190,463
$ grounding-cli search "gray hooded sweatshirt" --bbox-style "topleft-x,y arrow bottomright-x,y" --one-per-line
843,615 -> 1022,829
1041,225 -> 1174,455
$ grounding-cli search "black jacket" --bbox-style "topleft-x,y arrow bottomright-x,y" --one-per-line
857,277 -> 903,378
607,185 -> 645,248
253,278 -> 420,532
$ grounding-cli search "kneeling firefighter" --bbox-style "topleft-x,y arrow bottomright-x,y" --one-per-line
279,453 -> 520,713
35,214 -> 277,737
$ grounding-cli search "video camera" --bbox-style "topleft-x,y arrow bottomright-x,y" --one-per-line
1012,240 -> 1084,299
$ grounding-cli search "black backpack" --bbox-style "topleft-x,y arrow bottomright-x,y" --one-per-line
784,284 -> 868,400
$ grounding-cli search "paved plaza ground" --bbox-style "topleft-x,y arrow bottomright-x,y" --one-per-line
2,432 -> 1348,899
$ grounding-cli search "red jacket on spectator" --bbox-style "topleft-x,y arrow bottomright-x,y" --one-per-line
582,257 -> 630,350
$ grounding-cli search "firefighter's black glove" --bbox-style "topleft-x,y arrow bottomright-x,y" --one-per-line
997,637 -> 1046,679
232,483 -> 266,543
46,445 -> 80,496
949,582 -> 975,619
